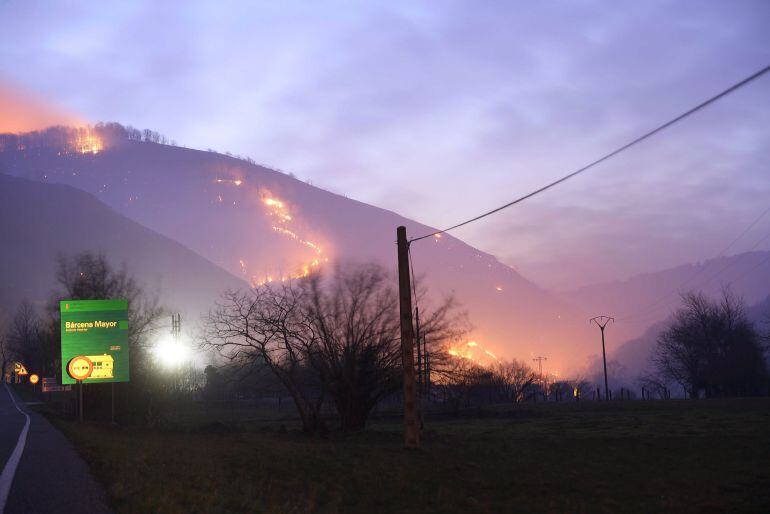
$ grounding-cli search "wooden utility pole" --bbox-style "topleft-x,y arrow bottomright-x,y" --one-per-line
396,226 -> 419,449
424,347 -> 430,397
415,307 -> 422,395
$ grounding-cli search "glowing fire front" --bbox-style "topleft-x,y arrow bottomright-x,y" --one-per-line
55,127 -> 104,155
212,176 -> 329,286
256,190 -> 328,285
72,128 -> 103,154
448,340 -> 500,365
2,126 -> 105,156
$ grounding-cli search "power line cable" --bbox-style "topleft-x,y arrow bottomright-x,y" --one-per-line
723,251 -> 770,288
624,227 -> 770,324
619,205 -> 770,321
684,230 -> 770,290
407,242 -> 419,308
627,249 -> 770,327
719,205 -> 770,256
410,64 -> 770,243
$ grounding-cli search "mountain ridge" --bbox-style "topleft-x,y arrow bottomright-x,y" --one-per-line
1,125 -> 588,372
0,172 -> 248,321
3,125 -> 768,375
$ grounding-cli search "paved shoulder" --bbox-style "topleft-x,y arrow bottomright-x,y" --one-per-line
0,386 -> 25,493
4,390 -> 112,514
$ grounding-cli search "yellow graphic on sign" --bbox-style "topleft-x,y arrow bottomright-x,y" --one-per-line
14,362 -> 28,376
88,354 -> 114,379
67,354 -> 115,380
29,374 -> 39,385
67,356 -> 93,381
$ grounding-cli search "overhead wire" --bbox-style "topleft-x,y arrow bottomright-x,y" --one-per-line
618,205 -> 770,321
622,226 -> 770,324
409,64 -> 770,243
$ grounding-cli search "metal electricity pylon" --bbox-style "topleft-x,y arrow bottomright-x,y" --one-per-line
590,316 -> 614,401
171,313 -> 181,340
533,356 -> 547,392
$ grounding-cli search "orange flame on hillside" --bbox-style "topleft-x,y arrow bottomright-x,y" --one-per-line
71,127 -> 103,154
0,84 -> 103,155
448,340 -> 501,365
256,190 -> 328,284
215,178 -> 242,186
212,177 -> 330,286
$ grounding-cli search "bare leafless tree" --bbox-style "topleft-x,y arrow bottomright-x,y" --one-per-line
490,359 -> 538,403
203,263 -> 465,432
303,265 -> 400,431
7,301 -> 44,374
637,372 -> 672,399
202,282 -> 327,433
52,252 -> 164,350
0,316 -> 16,382
653,289 -> 768,398
51,252 -> 166,422
432,356 -> 491,412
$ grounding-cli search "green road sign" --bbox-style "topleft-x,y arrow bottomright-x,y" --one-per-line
60,299 -> 129,384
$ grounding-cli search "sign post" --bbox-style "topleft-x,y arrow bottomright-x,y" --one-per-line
79,380 -> 83,423
60,299 -> 129,423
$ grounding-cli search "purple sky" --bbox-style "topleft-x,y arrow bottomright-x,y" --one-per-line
2,1 -> 769,290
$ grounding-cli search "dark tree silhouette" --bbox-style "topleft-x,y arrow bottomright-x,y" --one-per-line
303,265 -> 401,432
0,335 -> 12,383
202,281 -> 327,433
5,301 -> 46,377
53,252 -> 164,350
489,359 -> 538,403
652,289 -> 768,398
203,262 -> 462,433
51,252 -> 166,422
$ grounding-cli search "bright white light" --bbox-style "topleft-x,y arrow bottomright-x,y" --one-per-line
152,335 -> 191,368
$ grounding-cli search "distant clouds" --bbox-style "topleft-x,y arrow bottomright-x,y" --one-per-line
1,0 -> 769,289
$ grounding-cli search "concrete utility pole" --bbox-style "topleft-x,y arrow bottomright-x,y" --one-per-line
396,226 -> 419,449
590,316 -> 614,401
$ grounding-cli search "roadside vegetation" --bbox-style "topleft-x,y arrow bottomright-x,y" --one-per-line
4,252 -> 770,512
46,398 -> 770,514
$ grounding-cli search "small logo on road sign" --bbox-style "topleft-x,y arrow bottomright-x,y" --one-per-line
67,356 -> 94,381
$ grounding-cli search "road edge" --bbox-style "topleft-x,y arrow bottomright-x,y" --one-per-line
0,383 -> 30,512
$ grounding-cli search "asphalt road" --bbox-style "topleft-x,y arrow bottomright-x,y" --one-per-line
0,384 -> 112,514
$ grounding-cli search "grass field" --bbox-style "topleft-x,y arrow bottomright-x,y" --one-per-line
50,399 -> 770,513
